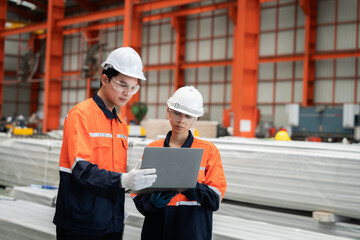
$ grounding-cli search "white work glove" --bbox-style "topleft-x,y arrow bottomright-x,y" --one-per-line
121,159 -> 157,191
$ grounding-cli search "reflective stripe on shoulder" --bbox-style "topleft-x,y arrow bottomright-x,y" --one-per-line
176,201 -> 201,206
208,185 -> 222,201
60,166 -> 72,173
89,132 -> 113,138
199,167 -> 205,171
71,157 -> 87,170
117,134 -> 128,140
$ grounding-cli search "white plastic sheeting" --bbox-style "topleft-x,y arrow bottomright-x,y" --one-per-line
210,137 -> 360,220
124,195 -> 359,240
8,186 -> 57,207
0,196 -> 56,240
127,136 -> 360,221
0,138 -> 62,187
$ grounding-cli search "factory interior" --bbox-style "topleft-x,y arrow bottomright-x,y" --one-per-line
1,0 -> 360,239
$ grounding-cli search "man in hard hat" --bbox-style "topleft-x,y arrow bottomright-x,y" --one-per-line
53,47 -> 157,240
131,86 -> 227,240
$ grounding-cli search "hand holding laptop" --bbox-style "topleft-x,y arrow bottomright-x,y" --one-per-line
121,159 -> 157,191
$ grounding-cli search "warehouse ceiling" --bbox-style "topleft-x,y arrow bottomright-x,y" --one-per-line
6,0 -> 124,23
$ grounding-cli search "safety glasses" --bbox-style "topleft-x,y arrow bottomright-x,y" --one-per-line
168,109 -> 195,122
111,80 -> 140,95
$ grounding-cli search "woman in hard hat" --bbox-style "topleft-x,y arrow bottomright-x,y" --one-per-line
132,86 -> 227,240
53,47 -> 157,240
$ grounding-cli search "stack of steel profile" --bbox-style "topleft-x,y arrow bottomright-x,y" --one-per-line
124,195 -> 360,240
0,138 -> 62,187
210,137 -> 360,220
8,186 -> 58,207
0,196 -> 56,240
127,137 -> 360,221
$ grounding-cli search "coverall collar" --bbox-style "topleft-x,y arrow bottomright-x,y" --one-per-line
92,92 -> 122,123
164,130 -> 194,148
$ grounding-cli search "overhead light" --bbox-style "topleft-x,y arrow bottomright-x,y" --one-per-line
8,0 -> 37,11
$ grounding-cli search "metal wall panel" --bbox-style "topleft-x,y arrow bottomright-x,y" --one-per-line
314,79 -> 333,103
279,5 -> 295,29
275,81 -> 292,102
277,62 -> 293,79
258,105 -> 272,116
336,58 -> 355,77
258,82 -> 273,103
335,79 -> 355,103
260,8 -> 276,31
318,0 -> 335,24
316,26 -> 335,51
259,63 -> 274,79
315,59 -> 333,78
277,30 -> 294,55
260,33 -> 276,56
338,0 -> 357,22
337,24 -> 356,50
295,29 -> 304,53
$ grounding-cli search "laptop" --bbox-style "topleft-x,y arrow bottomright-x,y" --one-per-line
132,147 -> 204,193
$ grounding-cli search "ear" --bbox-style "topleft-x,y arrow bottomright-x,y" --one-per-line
166,107 -> 170,119
100,74 -> 108,86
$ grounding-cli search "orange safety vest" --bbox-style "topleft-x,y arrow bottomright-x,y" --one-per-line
59,98 -> 128,173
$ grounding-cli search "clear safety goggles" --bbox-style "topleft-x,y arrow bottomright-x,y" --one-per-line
111,80 -> 140,95
168,108 -> 196,122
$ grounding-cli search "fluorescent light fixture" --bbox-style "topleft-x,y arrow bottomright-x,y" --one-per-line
8,0 -> 37,11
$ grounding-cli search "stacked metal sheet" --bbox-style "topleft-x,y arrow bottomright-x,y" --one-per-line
124,195 -> 360,240
127,137 -> 360,220
8,186 -> 58,207
0,196 -> 56,240
209,137 -> 360,220
0,138 -> 62,187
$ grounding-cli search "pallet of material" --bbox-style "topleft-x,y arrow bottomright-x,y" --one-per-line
8,186 -> 58,207
127,136 -> 360,220
0,138 -> 62,187
212,137 -> 360,220
0,196 -> 56,240
124,195 -> 360,240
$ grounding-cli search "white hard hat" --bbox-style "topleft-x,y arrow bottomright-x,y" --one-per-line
167,86 -> 204,118
101,47 -> 146,80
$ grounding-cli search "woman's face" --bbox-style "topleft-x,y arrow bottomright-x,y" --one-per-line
167,108 -> 196,134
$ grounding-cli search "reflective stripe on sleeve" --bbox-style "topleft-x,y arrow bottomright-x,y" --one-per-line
60,166 -> 72,173
199,167 -> 205,171
89,132 -> 113,138
176,201 -> 201,206
117,134 -> 128,140
71,157 -> 87,170
208,185 -> 222,201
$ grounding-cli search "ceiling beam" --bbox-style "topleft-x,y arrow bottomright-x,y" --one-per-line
26,0 -> 47,12
7,5 -> 43,22
72,0 -> 99,12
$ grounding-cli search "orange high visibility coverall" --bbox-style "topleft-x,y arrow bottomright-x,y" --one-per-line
53,94 -> 128,235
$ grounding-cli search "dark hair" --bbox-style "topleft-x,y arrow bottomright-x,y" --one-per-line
100,67 -> 120,87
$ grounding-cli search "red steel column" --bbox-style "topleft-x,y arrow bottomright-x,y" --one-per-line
0,1 -> 6,118
171,14 -> 186,90
301,0 -> 317,107
230,0 -> 260,137
121,0 -> 143,123
43,0 -> 64,132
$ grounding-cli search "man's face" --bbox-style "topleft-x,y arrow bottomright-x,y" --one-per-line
103,72 -> 139,108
